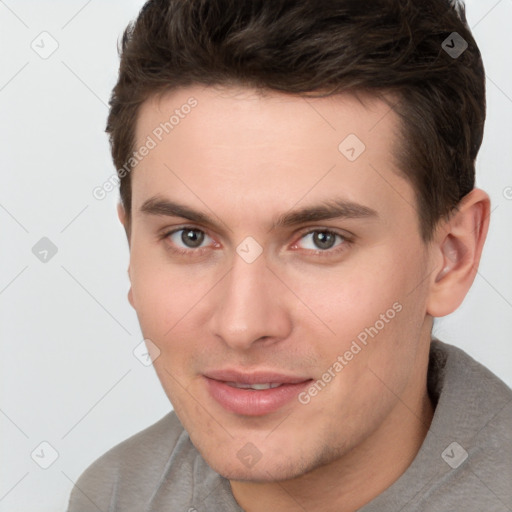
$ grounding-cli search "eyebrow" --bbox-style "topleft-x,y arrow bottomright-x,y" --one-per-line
139,195 -> 378,231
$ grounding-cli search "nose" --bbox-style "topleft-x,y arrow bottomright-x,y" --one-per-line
210,251 -> 292,351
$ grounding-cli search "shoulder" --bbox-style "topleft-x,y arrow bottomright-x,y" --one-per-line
428,340 -> 512,509
431,339 -> 512,452
364,340 -> 512,512
66,411 -> 189,511
429,338 -> 512,400
432,338 -> 512,408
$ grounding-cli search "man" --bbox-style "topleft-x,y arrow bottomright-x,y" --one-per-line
67,0 -> 512,510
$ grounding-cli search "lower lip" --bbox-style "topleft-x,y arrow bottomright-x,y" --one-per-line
204,377 -> 312,416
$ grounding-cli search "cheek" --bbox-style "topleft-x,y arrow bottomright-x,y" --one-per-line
129,247 -> 194,336
291,248 -> 426,381
286,255 -> 408,343
128,246 -> 221,373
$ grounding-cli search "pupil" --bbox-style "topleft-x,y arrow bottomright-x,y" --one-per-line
314,231 -> 335,250
182,229 -> 204,248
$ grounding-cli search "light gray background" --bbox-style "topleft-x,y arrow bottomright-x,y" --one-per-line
1,1 -> 511,510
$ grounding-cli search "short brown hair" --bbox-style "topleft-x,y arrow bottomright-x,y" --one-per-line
106,0 -> 486,241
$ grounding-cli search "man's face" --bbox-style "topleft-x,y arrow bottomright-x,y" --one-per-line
125,85 -> 434,481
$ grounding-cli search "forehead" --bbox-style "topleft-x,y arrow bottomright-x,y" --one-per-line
131,85 -> 414,232
135,85 -> 400,156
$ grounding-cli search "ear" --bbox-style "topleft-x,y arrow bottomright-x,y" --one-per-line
117,201 -> 132,244
426,188 -> 490,317
117,202 -> 135,309
117,201 -> 126,225
127,279 -> 135,309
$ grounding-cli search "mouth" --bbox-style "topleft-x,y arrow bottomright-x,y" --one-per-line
203,370 -> 313,416
224,382 -> 285,390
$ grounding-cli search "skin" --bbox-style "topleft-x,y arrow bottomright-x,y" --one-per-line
117,84 -> 490,512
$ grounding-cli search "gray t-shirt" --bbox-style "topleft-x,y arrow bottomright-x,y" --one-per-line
66,340 -> 512,511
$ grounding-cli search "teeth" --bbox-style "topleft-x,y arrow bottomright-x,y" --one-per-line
226,382 -> 283,390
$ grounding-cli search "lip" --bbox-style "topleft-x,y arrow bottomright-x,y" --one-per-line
203,370 -> 313,416
204,369 -> 311,385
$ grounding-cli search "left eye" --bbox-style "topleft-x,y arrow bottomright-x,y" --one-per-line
168,228 -> 213,249
296,230 -> 345,251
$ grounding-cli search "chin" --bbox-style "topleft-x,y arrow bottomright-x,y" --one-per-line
199,445 -> 324,483
210,461 -> 304,483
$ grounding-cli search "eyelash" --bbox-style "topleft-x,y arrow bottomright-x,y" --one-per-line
160,226 -> 352,258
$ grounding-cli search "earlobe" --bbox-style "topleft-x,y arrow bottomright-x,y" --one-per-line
426,188 -> 490,317
126,265 -> 135,309
117,202 -> 131,244
128,286 -> 135,309
117,202 -> 126,225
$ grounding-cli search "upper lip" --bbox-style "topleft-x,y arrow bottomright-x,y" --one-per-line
204,369 -> 312,385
